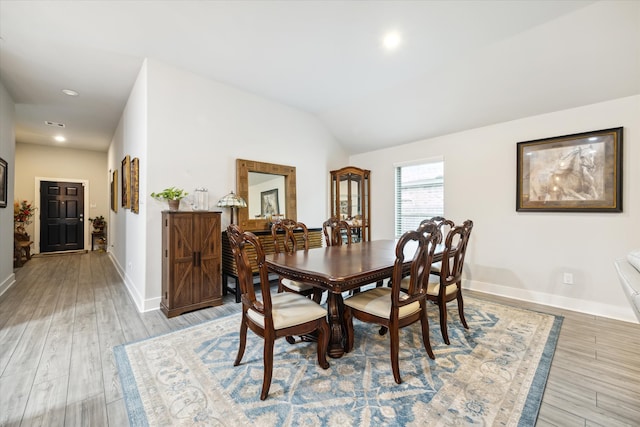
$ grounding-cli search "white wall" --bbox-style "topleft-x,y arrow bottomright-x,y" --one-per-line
351,95 -> 640,323
107,59 -> 149,309
0,81 -> 16,296
110,58 -> 348,311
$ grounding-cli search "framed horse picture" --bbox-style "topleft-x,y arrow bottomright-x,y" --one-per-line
516,127 -> 623,212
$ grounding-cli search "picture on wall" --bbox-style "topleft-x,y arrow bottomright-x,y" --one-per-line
122,155 -> 131,209
261,188 -> 279,216
0,157 -> 7,208
131,157 -> 139,214
516,127 -> 623,212
111,169 -> 118,212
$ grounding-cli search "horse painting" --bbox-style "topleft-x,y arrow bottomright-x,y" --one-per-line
527,143 -> 604,203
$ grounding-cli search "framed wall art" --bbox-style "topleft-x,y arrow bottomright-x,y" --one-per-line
261,188 -> 279,216
111,169 -> 118,212
121,155 -> 131,209
0,157 -> 7,208
516,127 -> 623,212
131,157 -> 139,214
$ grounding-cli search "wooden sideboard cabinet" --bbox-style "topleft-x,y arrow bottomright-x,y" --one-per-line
222,227 -> 323,302
161,211 -> 223,317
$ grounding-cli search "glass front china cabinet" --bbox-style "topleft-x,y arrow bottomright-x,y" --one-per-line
330,166 -> 371,242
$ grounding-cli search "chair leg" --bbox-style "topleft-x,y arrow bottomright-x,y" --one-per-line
312,289 -> 323,304
316,319 -> 330,369
261,336 -> 275,400
235,278 -> 241,303
456,284 -> 469,329
420,305 -> 435,359
234,315 -> 248,366
439,299 -> 450,345
389,322 -> 402,384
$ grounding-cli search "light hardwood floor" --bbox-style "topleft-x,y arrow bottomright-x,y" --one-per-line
1,252 -> 638,426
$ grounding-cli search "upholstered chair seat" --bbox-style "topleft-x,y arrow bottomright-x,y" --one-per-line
280,278 -> 315,294
345,287 -> 420,319
247,292 -> 327,330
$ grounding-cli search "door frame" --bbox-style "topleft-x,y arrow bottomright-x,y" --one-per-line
34,176 -> 90,255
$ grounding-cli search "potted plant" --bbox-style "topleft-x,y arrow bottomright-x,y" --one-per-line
151,187 -> 188,211
89,215 -> 106,231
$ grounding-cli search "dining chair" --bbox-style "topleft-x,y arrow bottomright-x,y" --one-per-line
323,217 -> 377,293
342,228 -> 440,384
408,219 -> 474,345
322,217 -> 352,247
271,220 -> 323,343
227,224 -> 330,400
418,216 -> 454,275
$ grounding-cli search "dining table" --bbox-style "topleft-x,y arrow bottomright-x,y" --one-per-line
266,239 -> 443,358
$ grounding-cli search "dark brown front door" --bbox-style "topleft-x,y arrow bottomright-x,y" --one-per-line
40,181 -> 85,252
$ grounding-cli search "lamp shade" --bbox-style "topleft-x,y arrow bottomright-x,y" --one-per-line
216,191 -> 247,208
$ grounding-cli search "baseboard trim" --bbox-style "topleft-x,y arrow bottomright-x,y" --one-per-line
464,279 -> 638,324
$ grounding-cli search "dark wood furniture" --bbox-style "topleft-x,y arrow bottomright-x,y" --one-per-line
343,230 -> 439,383
330,166 -> 371,242
266,240 -> 444,358
271,220 -> 321,302
227,225 -> 329,400
222,227 -> 323,302
322,217 -> 352,247
91,230 -> 106,251
160,211 -> 223,318
14,231 -> 33,267
424,219 -> 474,344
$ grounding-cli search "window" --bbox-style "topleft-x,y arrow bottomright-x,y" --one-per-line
395,159 -> 444,237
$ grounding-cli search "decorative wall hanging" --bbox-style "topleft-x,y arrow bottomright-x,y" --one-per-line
111,169 -> 118,212
0,157 -> 7,208
261,188 -> 279,216
131,157 -> 140,214
122,155 -> 131,209
516,127 -> 622,212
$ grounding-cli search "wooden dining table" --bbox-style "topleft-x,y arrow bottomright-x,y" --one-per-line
266,239 -> 443,358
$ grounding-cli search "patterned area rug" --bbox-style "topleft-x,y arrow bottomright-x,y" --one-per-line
115,297 -> 562,426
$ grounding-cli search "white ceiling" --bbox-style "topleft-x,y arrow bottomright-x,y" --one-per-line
1,1 -> 638,154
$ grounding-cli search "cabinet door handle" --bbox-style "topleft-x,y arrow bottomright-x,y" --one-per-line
193,252 -> 197,266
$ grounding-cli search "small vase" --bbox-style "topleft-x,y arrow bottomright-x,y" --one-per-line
168,199 -> 180,211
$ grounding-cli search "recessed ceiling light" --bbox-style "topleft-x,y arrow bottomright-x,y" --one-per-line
54,135 -> 66,142
45,120 -> 65,128
62,89 -> 79,97
382,31 -> 402,50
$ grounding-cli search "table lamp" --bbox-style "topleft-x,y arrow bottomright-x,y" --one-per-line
216,191 -> 247,224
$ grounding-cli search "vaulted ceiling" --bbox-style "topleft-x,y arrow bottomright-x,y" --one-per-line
1,1 -> 638,154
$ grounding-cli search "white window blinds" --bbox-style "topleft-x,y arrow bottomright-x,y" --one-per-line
395,160 -> 444,237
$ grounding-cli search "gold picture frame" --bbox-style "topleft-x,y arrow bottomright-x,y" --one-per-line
121,155 -> 131,209
111,169 -> 118,212
131,157 -> 139,214
516,127 -> 623,212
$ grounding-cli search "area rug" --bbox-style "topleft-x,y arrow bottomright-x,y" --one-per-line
115,297 -> 562,426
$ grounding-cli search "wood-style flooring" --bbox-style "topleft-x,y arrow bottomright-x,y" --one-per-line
1,252 -> 639,426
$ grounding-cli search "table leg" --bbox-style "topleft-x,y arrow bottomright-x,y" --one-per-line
327,292 -> 346,358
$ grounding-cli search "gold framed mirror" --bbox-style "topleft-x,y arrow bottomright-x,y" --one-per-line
236,159 -> 297,231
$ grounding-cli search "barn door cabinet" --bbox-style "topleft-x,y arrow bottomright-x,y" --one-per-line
161,211 -> 223,317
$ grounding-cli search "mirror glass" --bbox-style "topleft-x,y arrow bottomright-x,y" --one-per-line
236,159 -> 297,231
248,172 -> 286,218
